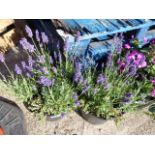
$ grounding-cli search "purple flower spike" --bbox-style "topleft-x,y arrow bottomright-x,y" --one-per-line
52,66 -> 57,74
50,56 -> 53,64
40,67 -> 49,74
57,41 -> 60,49
41,32 -> 49,44
72,93 -> 78,101
128,65 -> 137,76
58,53 -> 62,64
97,74 -> 106,85
37,76 -> 53,87
14,64 -> 22,75
64,37 -> 69,51
35,29 -> 40,42
75,101 -> 80,106
75,31 -> 81,42
21,61 -> 26,69
81,86 -> 90,94
0,53 -> 5,62
93,88 -> 97,94
125,92 -> 132,98
25,25 -> 33,38
19,38 -> 35,53
28,56 -> 35,67
54,51 -> 57,60
26,72 -> 32,77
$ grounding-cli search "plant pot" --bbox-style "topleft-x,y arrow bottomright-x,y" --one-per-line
76,109 -> 108,125
23,100 -> 65,122
46,113 -> 64,121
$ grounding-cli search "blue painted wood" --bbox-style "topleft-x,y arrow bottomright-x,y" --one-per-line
56,19 -> 155,61
28,19 -> 155,63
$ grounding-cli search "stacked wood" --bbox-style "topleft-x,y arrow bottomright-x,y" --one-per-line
0,19 -> 26,53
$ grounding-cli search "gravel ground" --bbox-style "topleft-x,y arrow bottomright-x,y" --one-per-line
1,49 -> 155,135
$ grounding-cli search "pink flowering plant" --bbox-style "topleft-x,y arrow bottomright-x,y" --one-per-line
0,25 -> 76,117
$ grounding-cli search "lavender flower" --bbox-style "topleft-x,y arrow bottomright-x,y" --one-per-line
93,88 -> 97,94
19,38 -> 35,53
107,53 -> 112,68
128,65 -> 137,76
21,61 -> 26,69
25,66 -> 33,72
58,53 -> 62,64
0,53 -> 5,62
35,29 -> 40,42
52,66 -> 57,74
82,79 -> 88,86
64,37 -> 69,51
125,92 -> 132,98
75,101 -> 80,106
40,67 -> 48,74
37,76 -> 53,87
113,33 -> 124,54
28,56 -> 35,67
41,32 -> 49,44
122,98 -> 130,104
38,55 -> 45,64
72,93 -> 78,101
25,25 -> 33,38
57,41 -> 60,49
73,61 -> 82,83
97,74 -> 106,85
75,31 -> 80,42
81,86 -> 90,94
54,51 -> 57,60
26,72 -> 32,77
50,56 -> 53,64
122,92 -> 133,104
14,64 -> 22,75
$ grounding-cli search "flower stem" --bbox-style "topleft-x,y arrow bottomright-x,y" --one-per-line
3,62 -> 14,79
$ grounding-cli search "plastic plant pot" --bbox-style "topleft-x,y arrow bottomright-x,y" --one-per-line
76,110 -> 108,125
0,97 -> 26,135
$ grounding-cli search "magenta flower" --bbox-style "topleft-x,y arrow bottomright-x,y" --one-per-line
126,51 -> 147,68
151,89 -> 155,97
124,44 -> 131,49
151,78 -> 155,84
152,56 -> 155,64
118,60 -> 126,73
0,53 -> 5,62
25,25 -> 33,38
143,37 -> 147,43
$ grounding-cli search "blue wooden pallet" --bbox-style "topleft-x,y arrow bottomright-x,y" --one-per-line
55,19 -> 155,60
26,19 -> 155,61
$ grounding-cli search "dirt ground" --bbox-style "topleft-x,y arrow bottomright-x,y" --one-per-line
1,49 -> 155,135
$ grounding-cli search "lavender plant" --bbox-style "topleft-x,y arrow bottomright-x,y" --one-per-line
0,25 -> 76,117
73,43 -> 150,121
